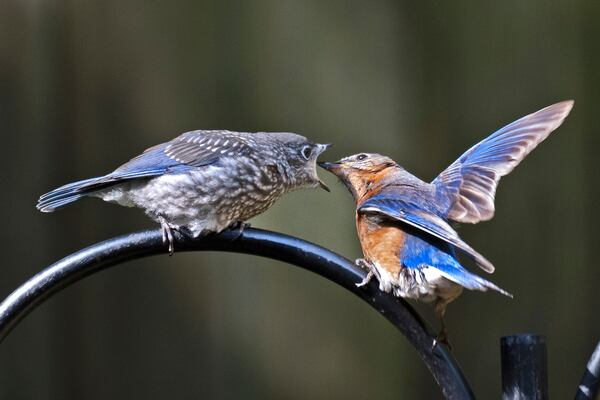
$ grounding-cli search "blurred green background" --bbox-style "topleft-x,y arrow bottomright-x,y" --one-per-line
1,1 -> 598,398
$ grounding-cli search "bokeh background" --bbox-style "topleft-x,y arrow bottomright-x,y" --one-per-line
1,1 -> 598,398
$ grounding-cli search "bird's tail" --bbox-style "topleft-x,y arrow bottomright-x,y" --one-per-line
37,176 -> 115,212
427,259 -> 513,298
471,274 -> 513,298
402,239 -> 513,298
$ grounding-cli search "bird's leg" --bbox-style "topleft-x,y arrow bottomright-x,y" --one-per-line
228,221 -> 251,240
355,258 -> 376,287
432,299 -> 452,350
158,216 -> 175,256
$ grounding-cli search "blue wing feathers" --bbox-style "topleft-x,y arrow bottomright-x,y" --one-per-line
36,130 -> 258,212
432,100 -> 573,223
363,196 -> 510,295
358,196 -> 496,273
112,143 -> 175,174
361,197 -> 445,236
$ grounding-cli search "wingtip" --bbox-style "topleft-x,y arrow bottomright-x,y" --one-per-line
548,99 -> 575,117
476,254 -> 495,274
540,100 -> 575,132
558,99 -> 575,112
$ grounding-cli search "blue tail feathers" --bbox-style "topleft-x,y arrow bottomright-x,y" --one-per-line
402,234 -> 512,297
37,176 -> 111,212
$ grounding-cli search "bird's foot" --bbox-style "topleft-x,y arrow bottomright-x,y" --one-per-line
158,217 -> 176,256
228,221 -> 250,240
355,258 -> 370,270
432,329 -> 452,351
355,259 -> 376,287
356,271 -> 374,287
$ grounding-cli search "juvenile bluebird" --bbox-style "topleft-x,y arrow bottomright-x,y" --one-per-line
319,101 -> 573,344
38,130 -> 331,254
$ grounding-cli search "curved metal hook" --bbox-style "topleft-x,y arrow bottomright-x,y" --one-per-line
0,228 -> 474,399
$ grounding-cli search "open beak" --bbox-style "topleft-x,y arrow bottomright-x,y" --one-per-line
318,179 -> 330,192
317,161 -> 342,192
315,144 -> 332,192
316,143 -> 332,155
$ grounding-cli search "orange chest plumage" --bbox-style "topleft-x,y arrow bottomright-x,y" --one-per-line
356,212 -> 405,277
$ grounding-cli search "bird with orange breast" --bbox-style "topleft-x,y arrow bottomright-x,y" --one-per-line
319,101 -> 573,344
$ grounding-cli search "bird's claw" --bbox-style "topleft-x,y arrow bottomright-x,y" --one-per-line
228,221 -> 250,240
355,258 -> 370,270
159,218 -> 175,256
355,259 -> 376,288
432,329 -> 452,351
356,271 -> 374,287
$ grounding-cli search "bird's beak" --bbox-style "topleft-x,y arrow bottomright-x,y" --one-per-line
318,179 -> 330,192
316,143 -> 332,155
317,162 -> 342,191
318,161 -> 341,172
315,144 -> 332,192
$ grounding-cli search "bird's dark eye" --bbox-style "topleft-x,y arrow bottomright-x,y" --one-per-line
300,145 -> 313,160
356,154 -> 368,161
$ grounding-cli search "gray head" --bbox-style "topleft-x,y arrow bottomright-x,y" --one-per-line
254,132 -> 331,191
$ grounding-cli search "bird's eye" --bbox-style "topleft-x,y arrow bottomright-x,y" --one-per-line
356,154 -> 368,161
300,145 -> 313,160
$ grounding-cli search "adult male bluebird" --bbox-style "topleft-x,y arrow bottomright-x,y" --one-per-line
38,130 -> 331,254
319,101 -> 573,343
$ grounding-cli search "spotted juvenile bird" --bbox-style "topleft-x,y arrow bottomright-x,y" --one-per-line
38,130 -> 330,253
319,101 -> 573,343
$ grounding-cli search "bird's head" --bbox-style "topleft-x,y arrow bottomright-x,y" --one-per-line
318,153 -> 397,200
272,133 -> 331,192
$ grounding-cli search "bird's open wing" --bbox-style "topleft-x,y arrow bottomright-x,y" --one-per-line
358,196 -> 495,273
432,101 -> 573,224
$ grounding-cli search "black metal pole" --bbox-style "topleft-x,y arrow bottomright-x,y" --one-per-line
501,334 -> 549,400
575,341 -> 600,400
0,228 -> 474,400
